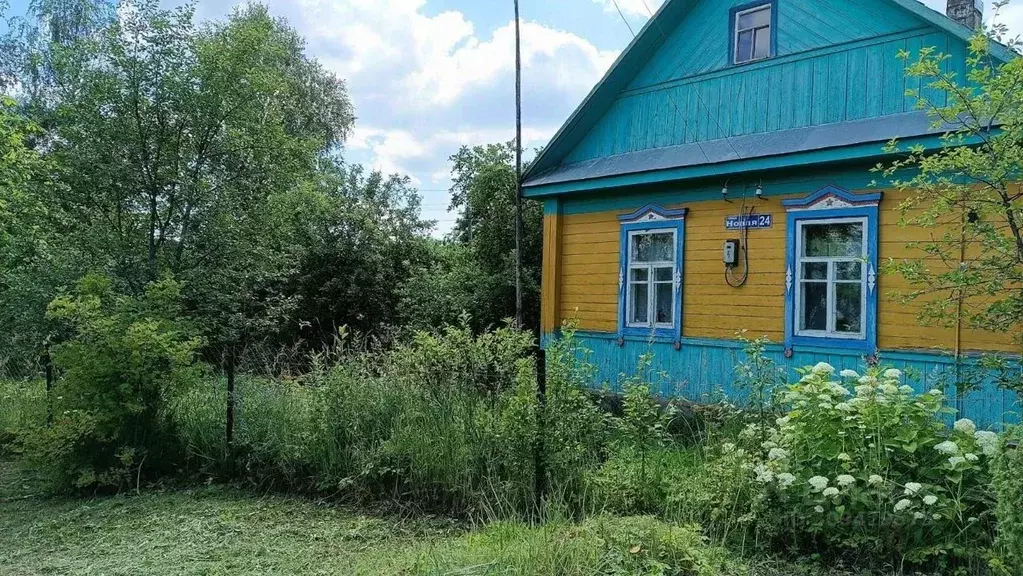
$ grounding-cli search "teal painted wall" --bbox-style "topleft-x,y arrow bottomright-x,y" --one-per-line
555,332 -> 1021,431
631,0 -> 922,87
563,0 -> 968,164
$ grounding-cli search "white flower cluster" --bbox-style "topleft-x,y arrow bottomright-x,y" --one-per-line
836,474 -> 855,487
935,427 -> 995,465
812,362 -> 835,375
768,448 -> 789,461
893,485 -> 940,519
776,472 -> 795,488
808,476 -> 829,492
954,418 -> 977,435
975,430 -> 999,457
754,464 -> 774,484
868,474 -> 884,485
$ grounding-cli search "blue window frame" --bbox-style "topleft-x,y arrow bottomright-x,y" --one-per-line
783,186 -> 881,355
729,0 -> 777,65
617,204 -> 687,342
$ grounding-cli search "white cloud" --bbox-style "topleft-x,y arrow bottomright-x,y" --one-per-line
409,20 -> 617,107
255,0 -> 617,236
265,0 -> 613,178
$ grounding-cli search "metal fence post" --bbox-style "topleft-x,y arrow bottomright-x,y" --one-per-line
43,343 -> 53,425
534,346 -> 547,516
226,350 -> 236,450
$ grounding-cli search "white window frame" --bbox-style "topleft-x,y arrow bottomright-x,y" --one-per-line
733,4 -> 772,65
626,229 -> 677,331
794,216 -> 868,340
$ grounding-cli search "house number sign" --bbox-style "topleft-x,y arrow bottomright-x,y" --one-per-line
725,213 -> 773,230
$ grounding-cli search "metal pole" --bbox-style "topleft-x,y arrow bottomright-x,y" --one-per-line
514,0 -> 524,330
534,347 -> 546,516
226,350 -> 235,450
43,342 -> 53,425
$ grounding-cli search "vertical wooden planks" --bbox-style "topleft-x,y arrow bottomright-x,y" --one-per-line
825,51 -> 849,124
904,35 -> 924,111
919,32 -> 949,109
540,207 -> 562,334
811,55 -> 830,126
881,38 -> 907,116
847,47 -> 868,120
865,43 -> 885,118
792,58 -> 813,129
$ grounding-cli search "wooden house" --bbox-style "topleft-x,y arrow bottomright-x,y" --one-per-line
525,0 -> 1020,426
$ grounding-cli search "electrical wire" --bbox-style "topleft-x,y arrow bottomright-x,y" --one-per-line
725,185 -> 752,288
611,0 -> 761,288
636,0 -> 754,172
610,0 -> 710,164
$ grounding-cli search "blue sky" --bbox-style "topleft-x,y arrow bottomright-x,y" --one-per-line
4,0 -> 1021,234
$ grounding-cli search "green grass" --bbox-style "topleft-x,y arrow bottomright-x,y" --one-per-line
0,461 -> 464,575
1,462 -> 869,576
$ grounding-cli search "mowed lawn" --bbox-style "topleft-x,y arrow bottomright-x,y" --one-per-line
0,463 -> 467,575
1,462 -> 859,576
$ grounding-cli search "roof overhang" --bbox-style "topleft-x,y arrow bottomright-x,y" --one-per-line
523,112 -> 980,198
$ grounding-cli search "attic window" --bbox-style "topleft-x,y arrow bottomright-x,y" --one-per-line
733,3 -> 772,64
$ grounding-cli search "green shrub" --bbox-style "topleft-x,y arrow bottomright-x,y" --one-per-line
21,275 -> 202,491
993,426 -> 1023,576
749,362 -> 997,569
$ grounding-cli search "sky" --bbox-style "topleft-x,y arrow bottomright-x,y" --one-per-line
4,0 -> 1023,235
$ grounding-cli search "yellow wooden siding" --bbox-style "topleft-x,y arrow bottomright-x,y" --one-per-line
540,213 -> 562,333
542,188 -> 1019,353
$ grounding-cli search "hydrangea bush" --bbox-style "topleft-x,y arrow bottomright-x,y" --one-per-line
749,362 -> 997,568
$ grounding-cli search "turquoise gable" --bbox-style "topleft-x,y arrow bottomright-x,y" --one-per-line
630,0 -> 923,89
564,0 -> 967,165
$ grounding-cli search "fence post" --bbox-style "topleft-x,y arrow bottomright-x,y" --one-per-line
43,343 -> 53,425
225,350 -> 236,450
534,346 -> 547,517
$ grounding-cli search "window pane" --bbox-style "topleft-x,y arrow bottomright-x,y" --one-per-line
631,268 -> 649,282
630,283 -> 649,324
835,283 -> 863,333
631,232 -> 674,263
656,283 -> 673,324
736,29 -> 753,62
655,267 -> 673,282
801,262 -> 828,280
753,27 -> 771,59
800,282 -> 828,331
802,223 -> 864,258
836,262 -> 863,281
738,6 -> 770,29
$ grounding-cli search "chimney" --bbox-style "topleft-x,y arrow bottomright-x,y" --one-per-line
947,0 -> 983,30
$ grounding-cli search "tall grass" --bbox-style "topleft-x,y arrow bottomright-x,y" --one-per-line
1,379 -> 47,453
170,323 -> 608,519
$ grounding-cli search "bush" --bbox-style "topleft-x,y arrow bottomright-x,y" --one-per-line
748,362 -> 997,570
20,275 -> 202,491
993,426 -> 1023,575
